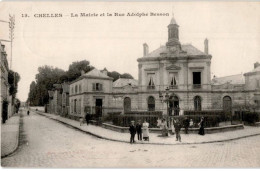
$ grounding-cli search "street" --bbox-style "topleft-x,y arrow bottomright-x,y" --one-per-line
1,110 -> 260,168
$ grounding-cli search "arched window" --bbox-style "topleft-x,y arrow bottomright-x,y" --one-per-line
148,96 -> 155,111
124,97 -> 131,113
223,96 -> 232,112
194,96 -> 202,111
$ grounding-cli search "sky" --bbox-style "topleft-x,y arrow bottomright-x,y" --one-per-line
0,1 -> 259,102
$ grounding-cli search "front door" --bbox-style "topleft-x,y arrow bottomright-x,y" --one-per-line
95,99 -> 102,116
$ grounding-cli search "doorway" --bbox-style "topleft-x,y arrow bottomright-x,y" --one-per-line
95,99 -> 103,116
169,96 -> 179,116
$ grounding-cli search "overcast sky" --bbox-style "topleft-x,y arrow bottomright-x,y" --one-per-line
0,1 -> 259,102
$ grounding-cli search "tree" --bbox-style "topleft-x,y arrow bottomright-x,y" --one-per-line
66,60 -> 94,81
8,70 -> 20,103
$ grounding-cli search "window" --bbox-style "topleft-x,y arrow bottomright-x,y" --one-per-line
194,96 -> 202,111
193,72 -> 201,88
92,83 -> 103,91
124,97 -> 131,113
71,87 -> 74,94
256,80 -> 260,88
147,73 -> 155,89
148,96 -> 155,111
74,99 -> 77,113
169,72 -> 178,89
223,96 -> 232,112
71,100 -> 73,113
78,99 -> 81,114
75,85 -> 78,94
79,84 -> 82,93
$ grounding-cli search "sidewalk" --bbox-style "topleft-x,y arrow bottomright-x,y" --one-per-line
36,111 -> 260,145
1,113 -> 20,158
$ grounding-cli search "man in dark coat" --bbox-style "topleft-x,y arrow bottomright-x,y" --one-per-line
129,121 -> 136,144
184,117 -> 190,134
85,112 -> 91,125
136,120 -> 142,141
174,119 -> 182,142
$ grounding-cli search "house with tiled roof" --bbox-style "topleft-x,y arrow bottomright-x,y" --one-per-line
69,68 -> 114,117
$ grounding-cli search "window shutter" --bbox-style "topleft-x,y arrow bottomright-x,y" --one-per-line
92,83 -> 96,91
100,84 -> 103,91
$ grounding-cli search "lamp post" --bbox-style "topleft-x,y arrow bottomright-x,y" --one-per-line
159,87 -> 170,127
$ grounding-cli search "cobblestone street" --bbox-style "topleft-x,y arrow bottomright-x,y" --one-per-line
1,111 -> 260,168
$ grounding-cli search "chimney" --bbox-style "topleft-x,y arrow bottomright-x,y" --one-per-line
254,62 -> 260,69
102,68 -> 108,76
204,38 -> 208,54
143,43 -> 149,56
81,70 -> 85,75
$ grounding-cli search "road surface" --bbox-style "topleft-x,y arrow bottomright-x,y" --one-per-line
2,111 -> 260,167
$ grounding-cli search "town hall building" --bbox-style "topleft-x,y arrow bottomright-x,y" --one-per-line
50,15 -> 260,118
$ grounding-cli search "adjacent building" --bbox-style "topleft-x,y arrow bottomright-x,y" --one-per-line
0,42 -> 11,123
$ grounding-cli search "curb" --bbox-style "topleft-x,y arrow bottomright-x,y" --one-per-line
1,114 -> 21,158
35,111 -> 260,146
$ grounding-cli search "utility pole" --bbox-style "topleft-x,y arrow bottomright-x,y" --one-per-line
9,14 -> 15,69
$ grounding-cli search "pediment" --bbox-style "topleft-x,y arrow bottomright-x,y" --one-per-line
144,68 -> 158,71
166,64 -> 181,70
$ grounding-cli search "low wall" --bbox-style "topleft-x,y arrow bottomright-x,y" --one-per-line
102,123 -> 244,134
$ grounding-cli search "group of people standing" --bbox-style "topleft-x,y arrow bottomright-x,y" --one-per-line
129,120 -> 150,144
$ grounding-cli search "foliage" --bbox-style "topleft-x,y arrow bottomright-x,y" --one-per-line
27,60 -> 134,106
8,70 -> 20,99
66,60 -> 94,82
27,66 -> 66,106
107,71 -> 133,82
240,111 -> 260,124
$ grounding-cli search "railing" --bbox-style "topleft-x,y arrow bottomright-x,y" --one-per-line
147,85 -> 155,90
169,85 -> 178,89
193,84 -> 201,89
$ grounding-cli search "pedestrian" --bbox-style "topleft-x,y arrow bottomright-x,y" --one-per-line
129,121 -> 136,144
136,120 -> 142,141
161,118 -> 168,137
85,112 -> 90,125
171,117 -> 175,135
27,110 -> 30,115
198,117 -> 205,135
142,120 -> 149,141
189,119 -> 194,128
174,119 -> 182,142
184,117 -> 190,134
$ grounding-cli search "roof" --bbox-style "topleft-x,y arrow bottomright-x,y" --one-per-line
244,65 -> 260,75
170,16 -> 178,25
144,44 -> 207,58
113,78 -> 138,88
61,83 -> 69,93
84,68 -> 110,78
212,74 -> 245,85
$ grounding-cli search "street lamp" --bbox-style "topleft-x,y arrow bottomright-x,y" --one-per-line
159,87 -> 170,127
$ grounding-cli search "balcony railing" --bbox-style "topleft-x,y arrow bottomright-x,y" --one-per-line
147,85 -> 155,90
193,84 -> 201,89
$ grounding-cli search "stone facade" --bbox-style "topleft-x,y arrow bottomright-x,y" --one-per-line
0,42 -> 11,123
51,16 -> 260,117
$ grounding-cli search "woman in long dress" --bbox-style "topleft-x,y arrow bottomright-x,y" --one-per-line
142,120 -> 149,141
198,117 -> 205,135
